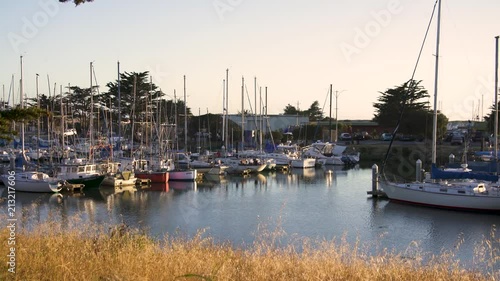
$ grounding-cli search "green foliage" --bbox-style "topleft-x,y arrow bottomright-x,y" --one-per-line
373,80 -> 430,127
59,0 -> 93,5
0,107 -> 48,140
484,102 -> 499,134
283,101 -> 323,121
306,100 -> 323,121
283,104 -> 299,115
373,80 -> 447,138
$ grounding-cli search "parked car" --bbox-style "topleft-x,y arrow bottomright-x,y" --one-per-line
339,133 -> 352,141
443,132 -> 454,142
381,133 -> 392,141
450,134 -> 464,145
353,131 -> 372,140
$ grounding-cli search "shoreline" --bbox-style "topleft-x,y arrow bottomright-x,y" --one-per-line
1,216 -> 496,280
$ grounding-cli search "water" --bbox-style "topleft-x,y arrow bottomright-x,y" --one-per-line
3,166 -> 499,272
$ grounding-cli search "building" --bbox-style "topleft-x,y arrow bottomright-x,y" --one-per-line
226,114 -> 309,132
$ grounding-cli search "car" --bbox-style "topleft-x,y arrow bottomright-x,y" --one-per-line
353,131 -> 372,141
450,134 -> 464,145
381,133 -> 392,141
339,133 -> 352,141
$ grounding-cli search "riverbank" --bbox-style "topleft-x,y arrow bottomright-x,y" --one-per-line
1,216 -> 496,280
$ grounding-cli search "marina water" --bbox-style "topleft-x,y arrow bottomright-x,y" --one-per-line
3,165 -> 499,272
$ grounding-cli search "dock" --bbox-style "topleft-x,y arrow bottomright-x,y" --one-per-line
136,178 -> 151,187
63,182 -> 85,193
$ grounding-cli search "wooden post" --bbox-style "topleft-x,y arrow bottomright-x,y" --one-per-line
372,164 -> 379,196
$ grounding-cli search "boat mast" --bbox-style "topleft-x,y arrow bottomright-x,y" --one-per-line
222,78 -> 226,154
183,75 -> 187,152
131,74 -> 136,159
431,0 -> 442,165
60,85 -> 64,153
259,86 -> 263,152
89,62 -> 94,164
329,84 -> 332,142
36,74 -> 40,170
225,69 -> 229,154
254,77 -> 257,147
241,76 -> 244,152
117,61 -> 121,153
495,36 -> 499,167
20,56 -> 25,155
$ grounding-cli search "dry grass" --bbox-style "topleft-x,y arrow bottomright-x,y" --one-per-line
0,212 -> 498,281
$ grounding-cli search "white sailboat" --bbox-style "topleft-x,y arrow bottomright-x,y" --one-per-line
167,76 -> 197,182
381,0 -> 500,212
1,56 -> 63,193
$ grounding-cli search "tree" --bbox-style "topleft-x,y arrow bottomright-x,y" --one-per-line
59,0 -> 93,5
283,104 -> 299,115
0,107 -> 48,140
373,80 -> 445,138
102,71 -> 173,137
373,80 -> 430,126
373,80 -> 449,139
305,100 -> 323,121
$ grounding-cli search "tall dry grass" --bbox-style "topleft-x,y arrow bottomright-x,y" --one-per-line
0,211 -> 498,281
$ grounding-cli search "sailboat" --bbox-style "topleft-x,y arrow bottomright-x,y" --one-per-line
132,73 -> 169,183
0,56 -> 63,193
381,0 -> 500,212
166,76 -> 197,182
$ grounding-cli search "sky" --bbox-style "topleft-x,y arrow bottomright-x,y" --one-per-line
0,0 -> 499,121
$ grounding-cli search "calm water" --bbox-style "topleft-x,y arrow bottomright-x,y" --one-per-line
2,166 -> 499,272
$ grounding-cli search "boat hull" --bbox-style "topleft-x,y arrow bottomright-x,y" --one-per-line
382,181 -> 500,212
67,174 -> 106,189
101,171 -> 137,187
168,170 -> 197,181
290,158 -> 316,169
135,171 -> 169,183
1,173 -> 62,193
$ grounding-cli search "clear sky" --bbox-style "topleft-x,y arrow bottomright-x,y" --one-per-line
1,0 -> 499,121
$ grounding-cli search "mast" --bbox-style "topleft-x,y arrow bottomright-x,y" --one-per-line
241,76 -> 244,152
46,75 -> 52,165
89,62 -> 94,163
150,76 -> 153,166
254,76 -> 257,147
20,56 -> 25,154
329,84 -> 332,142
131,74 -> 137,159
259,86 -> 263,152
495,36 -> 499,166
431,0 -> 442,164
60,84 -> 64,152
174,90 -> 179,155
36,74 -> 40,170
222,79 -> 226,152
117,61 -> 121,152
183,75 -> 187,152
225,69 -> 229,153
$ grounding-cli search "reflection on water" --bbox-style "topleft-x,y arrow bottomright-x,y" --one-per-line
0,166 -> 498,273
